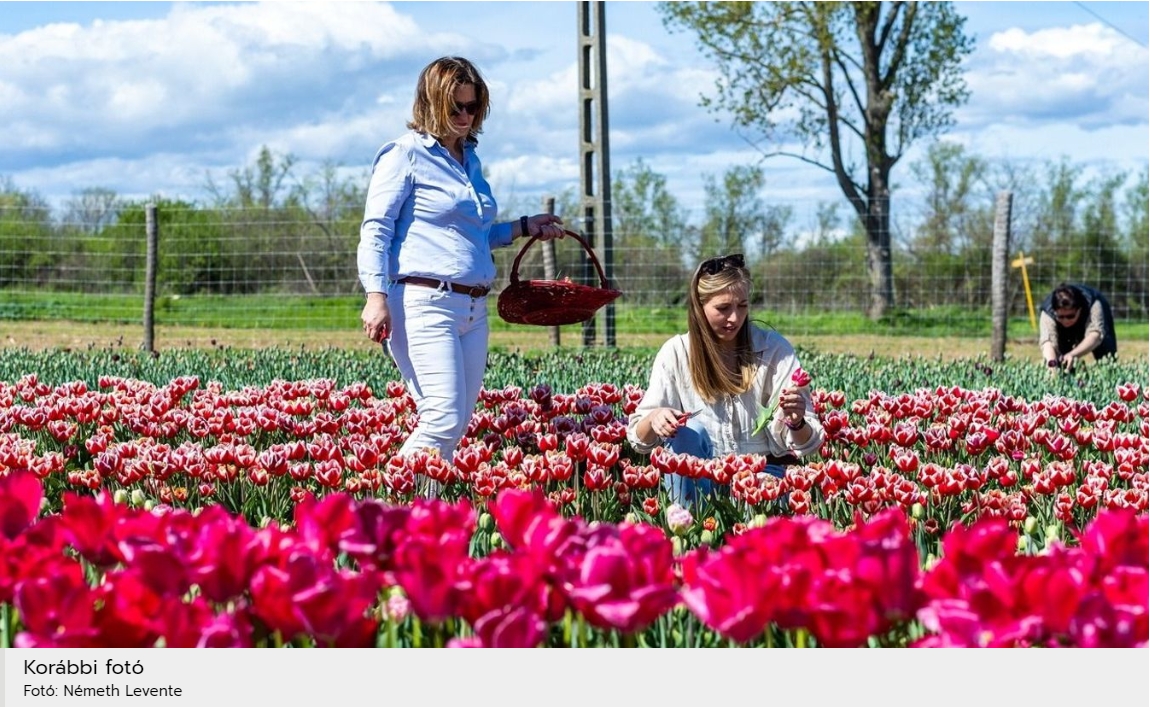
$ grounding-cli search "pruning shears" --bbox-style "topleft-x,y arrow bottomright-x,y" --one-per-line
674,408 -> 703,426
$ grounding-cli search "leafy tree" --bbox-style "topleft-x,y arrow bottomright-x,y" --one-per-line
612,158 -> 689,251
659,1 -> 975,318
106,198 -> 235,295
1120,170 -> 1148,317
610,159 -> 691,303
0,178 -> 54,289
904,141 -> 991,306
290,160 -> 366,295
698,164 -> 767,261
207,146 -> 299,211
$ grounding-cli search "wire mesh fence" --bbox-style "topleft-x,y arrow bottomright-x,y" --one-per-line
1,203 -> 1145,344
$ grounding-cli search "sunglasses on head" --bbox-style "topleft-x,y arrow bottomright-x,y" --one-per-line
450,100 -> 481,117
699,253 -> 745,276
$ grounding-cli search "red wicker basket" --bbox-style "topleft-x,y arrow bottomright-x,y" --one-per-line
498,230 -> 622,326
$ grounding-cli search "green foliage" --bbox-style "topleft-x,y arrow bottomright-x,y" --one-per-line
607,159 -> 692,304
1,346 -> 1142,408
0,179 -> 53,288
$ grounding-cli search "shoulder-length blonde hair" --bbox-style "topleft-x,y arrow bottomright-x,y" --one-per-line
407,56 -> 490,144
686,257 -> 756,402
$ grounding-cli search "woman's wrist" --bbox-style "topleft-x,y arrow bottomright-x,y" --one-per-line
785,417 -> 807,431
519,215 -> 530,239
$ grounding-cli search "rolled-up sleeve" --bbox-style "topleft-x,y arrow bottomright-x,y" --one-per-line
1038,311 -> 1059,350
357,143 -> 412,294
1084,300 -> 1106,342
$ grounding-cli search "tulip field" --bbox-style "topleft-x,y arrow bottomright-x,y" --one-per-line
0,347 -> 1146,648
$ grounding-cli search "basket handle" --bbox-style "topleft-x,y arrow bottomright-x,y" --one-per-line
508,229 -> 611,288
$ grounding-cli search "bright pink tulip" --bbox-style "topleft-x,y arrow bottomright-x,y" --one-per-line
563,523 -> 678,634
250,549 -> 379,646
470,605 -> 548,648
59,491 -> 131,568
154,596 -> 255,648
185,506 -> 265,604
680,542 -> 776,643
88,569 -> 170,647
338,498 -> 412,573
14,564 -> 100,647
0,470 -> 42,540
390,498 -> 475,623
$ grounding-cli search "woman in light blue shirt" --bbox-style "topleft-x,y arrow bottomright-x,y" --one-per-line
357,56 -> 564,492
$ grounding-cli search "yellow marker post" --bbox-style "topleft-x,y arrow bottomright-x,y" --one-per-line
1012,252 -> 1036,331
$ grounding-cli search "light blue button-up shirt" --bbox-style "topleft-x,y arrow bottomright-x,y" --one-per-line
357,130 -> 515,294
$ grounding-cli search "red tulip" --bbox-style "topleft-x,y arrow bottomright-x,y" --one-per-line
14,563 -> 100,647
251,541 -> 379,646
155,596 -> 255,648
0,470 -> 42,541
185,506 -> 265,604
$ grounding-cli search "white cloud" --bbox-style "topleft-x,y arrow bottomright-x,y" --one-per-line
0,1 -> 1145,224
963,22 -> 1149,128
0,2 -> 475,164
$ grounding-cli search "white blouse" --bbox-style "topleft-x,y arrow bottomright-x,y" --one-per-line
626,325 -> 825,459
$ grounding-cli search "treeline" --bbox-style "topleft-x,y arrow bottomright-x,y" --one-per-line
0,144 -> 1145,319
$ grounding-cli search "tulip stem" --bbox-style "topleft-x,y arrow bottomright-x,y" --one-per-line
1,603 -> 10,648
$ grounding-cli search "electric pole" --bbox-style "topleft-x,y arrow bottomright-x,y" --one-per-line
577,1 -> 615,347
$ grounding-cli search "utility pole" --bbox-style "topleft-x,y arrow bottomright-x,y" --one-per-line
577,1 -> 615,347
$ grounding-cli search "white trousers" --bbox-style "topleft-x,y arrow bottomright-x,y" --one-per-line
386,283 -> 489,459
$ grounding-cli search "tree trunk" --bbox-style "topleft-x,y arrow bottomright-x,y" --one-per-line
865,167 -> 893,320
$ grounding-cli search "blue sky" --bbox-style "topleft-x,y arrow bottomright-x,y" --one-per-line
1,1 -> 1146,225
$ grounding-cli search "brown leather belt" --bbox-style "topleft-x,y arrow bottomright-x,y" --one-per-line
396,276 -> 490,298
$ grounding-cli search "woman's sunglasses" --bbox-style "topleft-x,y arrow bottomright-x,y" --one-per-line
699,253 -> 745,276
450,100 -> 481,117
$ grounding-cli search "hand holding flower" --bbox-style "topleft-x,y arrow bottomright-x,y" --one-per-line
753,366 -> 812,436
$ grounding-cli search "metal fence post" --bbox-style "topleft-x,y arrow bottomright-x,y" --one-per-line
990,191 -> 1013,361
143,203 -> 158,353
541,196 -> 560,347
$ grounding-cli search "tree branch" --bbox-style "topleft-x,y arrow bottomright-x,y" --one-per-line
832,49 -> 867,131
880,2 -> 916,91
877,1 -> 904,51
819,44 -> 866,218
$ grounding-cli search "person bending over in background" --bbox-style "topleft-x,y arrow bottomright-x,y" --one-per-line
626,253 -> 825,506
357,56 -> 564,494
1038,283 -> 1117,375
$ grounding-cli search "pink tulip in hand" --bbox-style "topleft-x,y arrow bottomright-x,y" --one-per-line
791,367 -> 812,388
753,365 -> 814,435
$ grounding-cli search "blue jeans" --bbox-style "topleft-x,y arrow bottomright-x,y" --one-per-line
386,283 -> 489,460
664,419 -> 785,506
664,419 -> 715,506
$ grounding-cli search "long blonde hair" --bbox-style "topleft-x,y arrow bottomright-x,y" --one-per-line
406,56 -> 490,144
686,257 -> 756,402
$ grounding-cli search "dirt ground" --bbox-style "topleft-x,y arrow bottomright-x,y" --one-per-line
3,320 -> 1147,365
